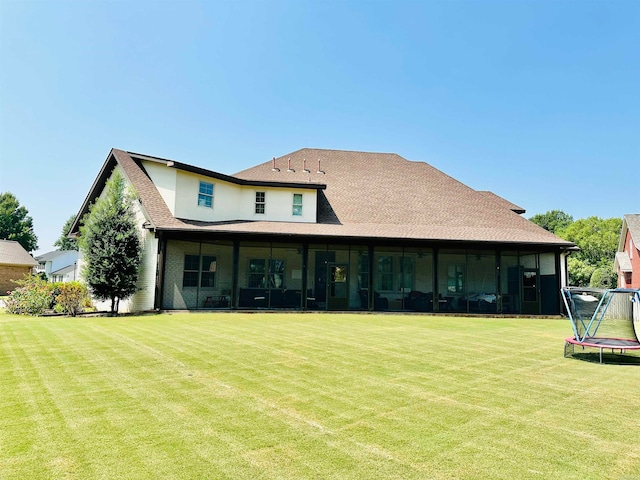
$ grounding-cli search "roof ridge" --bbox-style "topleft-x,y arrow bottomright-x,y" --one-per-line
284,147 -> 401,157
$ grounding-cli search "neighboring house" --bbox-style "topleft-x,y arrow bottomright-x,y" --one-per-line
69,148 -> 575,314
614,214 -> 640,289
0,240 -> 38,293
35,250 -> 79,282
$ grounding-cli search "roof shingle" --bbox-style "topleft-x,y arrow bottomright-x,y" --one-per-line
0,240 -> 38,266
74,148 -> 575,247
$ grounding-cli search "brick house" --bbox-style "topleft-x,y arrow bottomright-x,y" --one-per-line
70,148 -> 575,314
614,214 -> 640,289
0,240 -> 38,293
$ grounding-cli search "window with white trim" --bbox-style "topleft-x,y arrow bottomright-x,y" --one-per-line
255,191 -> 265,214
198,181 -> 214,208
292,193 -> 302,216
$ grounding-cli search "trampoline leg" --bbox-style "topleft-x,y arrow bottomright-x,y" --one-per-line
600,348 -> 603,364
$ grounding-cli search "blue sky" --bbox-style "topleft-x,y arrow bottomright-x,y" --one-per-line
1,0 -> 638,254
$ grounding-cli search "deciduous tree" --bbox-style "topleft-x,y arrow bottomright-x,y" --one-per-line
529,210 -> 574,234
54,214 -> 78,250
0,192 -> 38,252
557,216 -> 622,287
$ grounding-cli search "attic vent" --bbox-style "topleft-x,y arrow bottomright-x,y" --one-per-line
317,159 -> 325,174
271,157 -> 280,172
302,159 -> 310,173
287,158 -> 295,173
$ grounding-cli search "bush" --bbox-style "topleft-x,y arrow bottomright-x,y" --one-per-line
5,275 -> 54,315
590,267 -> 617,289
55,282 -> 89,316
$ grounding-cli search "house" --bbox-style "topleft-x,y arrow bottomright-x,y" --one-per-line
69,148 -> 576,314
0,240 -> 38,293
614,214 -> 640,289
35,250 -> 79,283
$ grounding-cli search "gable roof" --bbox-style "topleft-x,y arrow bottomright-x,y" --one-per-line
616,213 -> 640,252
35,250 -> 67,262
625,214 -> 640,243
70,148 -> 574,248
0,240 -> 38,267
615,252 -> 633,273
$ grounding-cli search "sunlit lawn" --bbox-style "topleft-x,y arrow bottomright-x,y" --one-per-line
1,311 -> 639,479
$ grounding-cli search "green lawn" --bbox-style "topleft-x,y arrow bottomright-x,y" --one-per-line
1,312 -> 639,479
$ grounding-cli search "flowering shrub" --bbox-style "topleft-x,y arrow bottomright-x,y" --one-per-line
5,275 -> 54,315
55,282 -> 89,316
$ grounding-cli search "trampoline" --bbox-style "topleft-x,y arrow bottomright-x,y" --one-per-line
561,287 -> 640,364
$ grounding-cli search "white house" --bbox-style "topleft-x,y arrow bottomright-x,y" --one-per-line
35,250 -> 79,282
70,148 -> 575,314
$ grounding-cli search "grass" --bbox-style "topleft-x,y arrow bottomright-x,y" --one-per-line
1,312 -> 639,480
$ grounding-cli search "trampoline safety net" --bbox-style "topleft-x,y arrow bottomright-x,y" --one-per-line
561,287 -> 640,343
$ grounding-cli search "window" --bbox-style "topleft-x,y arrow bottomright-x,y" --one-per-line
183,254 -> 217,288
198,181 -> 213,208
292,193 -> 303,216
200,255 -> 217,287
399,257 -> 414,291
255,191 -> 265,214
183,254 -> 200,287
248,258 -> 285,288
447,265 -> 464,293
377,256 -> 394,291
358,253 -> 369,290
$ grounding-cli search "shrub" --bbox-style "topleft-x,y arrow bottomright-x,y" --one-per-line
5,275 -> 54,315
55,282 -> 89,316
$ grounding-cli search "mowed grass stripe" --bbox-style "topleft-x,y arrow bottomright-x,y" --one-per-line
1,312 -> 639,479
98,318 -> 422,477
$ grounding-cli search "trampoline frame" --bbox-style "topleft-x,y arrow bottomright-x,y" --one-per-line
562,287 -> 640,364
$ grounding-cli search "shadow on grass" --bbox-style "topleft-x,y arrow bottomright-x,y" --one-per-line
567,351 -> 640,366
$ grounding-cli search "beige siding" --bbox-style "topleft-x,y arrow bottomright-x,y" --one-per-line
0,266 -> 34,293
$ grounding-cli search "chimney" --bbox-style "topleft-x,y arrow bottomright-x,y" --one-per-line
287,158 -> 295,172
317,159 -> 325,174
303,159 -> 310,173
272,157 -> 280,172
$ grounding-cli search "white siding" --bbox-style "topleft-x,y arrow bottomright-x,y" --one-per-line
140,161 -> 177,215
129,229 -> 158,312
173,170 -> 318,223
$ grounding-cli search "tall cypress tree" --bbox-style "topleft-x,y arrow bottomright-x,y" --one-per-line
79,170 -> 142,314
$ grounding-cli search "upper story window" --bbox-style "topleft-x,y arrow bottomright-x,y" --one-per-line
255,192 -> 265,214
292,193 -> 303,216
198,181 -> 214,208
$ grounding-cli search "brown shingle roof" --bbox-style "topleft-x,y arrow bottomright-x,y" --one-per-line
0,240 -> 38,266
72,148 -> 574,247
477,191 -> 525,214
233,148 -> 572,246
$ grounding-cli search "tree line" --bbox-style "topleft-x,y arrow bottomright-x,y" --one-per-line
529,210 -> 621,288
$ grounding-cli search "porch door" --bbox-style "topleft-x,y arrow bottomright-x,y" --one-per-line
327,263 -> 349,311
521,269 -> 540,315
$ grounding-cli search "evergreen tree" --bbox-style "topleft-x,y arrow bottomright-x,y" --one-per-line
79,170 -> 142,314
54,214 -> 79,250
0,192 -> 38,252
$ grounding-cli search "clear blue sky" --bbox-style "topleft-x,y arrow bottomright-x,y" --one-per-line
1,0 -> 638,255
